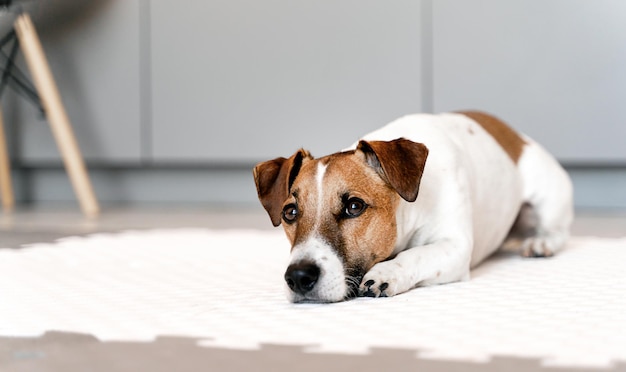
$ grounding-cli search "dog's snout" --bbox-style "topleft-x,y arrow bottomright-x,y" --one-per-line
284,261 -> 320,295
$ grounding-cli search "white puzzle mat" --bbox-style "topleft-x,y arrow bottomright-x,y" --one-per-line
1,229 -> 625,368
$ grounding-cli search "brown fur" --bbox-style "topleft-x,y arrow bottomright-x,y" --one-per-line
253,149 -> 312,226
282,151 -> 401,273
254,139 -> 429,280
357,139 -> 429,202
459,111 -> 526,164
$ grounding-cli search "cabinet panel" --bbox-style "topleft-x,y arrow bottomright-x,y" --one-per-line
151,0 -> 422,162
433,0 -> 626,163
9,0 -> 142,164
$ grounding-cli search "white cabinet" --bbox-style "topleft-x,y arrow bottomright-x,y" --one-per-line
8,0 -> 626,166
149,0 -> 423,162
432,0 -> 626,163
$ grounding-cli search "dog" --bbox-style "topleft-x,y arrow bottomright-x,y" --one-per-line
253,111 -> 573,303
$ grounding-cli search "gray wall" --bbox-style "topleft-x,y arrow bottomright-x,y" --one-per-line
3,0 -> 626,209
431,0 -> 626,164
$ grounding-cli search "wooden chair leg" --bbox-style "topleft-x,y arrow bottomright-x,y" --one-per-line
14,13 -> 99,217
0,105 -> 14,212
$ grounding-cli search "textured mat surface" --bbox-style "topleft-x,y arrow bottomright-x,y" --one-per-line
1,230 -> 625,368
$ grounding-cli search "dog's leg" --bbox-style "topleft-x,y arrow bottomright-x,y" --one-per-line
503,200 -> 572,258
502,142 -> 574,258
359,239 -> 471,298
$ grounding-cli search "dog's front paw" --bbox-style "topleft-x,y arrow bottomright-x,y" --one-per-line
359,262 -> 401,298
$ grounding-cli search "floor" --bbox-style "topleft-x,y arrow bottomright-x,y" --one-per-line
0,205 -> 274,248
1,205 -> 626,372
2,205 -> 625,245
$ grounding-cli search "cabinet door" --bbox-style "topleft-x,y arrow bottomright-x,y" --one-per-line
150,0 -> 422,163
433,0 -> 626,164
10,0 -> 142,164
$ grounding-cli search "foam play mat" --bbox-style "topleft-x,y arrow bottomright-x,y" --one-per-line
1,229 -> 625,369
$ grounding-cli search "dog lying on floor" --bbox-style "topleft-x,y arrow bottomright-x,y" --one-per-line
253,111 -> 573,303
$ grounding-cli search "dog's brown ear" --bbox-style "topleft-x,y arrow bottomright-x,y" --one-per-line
253,149 -> 312,226
357,138 -> 429,202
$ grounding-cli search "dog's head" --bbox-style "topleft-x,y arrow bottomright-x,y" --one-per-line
253,138 -> 429,302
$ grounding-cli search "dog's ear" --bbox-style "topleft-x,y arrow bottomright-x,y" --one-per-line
253,149 -> 312,226
357,138 -> 429,202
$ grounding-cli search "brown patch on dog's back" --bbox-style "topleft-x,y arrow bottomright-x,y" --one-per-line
459,111 -> 526,163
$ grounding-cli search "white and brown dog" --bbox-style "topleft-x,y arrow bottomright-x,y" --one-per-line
253,111 -> 573,303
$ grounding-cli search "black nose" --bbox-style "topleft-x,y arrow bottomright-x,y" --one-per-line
284,261 -> 320,295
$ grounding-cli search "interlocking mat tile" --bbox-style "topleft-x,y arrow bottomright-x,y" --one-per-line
1,230 -> 625,369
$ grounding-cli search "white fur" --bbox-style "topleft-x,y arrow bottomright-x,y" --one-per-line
510,136 -> 573,256
314,162 -> 328,231
287,237 -> 346,303
351,113 -> 573,297
287,162 -> 347,302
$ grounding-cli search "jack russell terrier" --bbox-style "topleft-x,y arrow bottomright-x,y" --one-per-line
253,111 -> 573,303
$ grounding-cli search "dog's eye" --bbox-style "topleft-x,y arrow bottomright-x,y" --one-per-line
344,198 -> 367,218
282,204 -> 299,224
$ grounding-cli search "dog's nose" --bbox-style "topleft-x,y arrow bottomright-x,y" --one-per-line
284,261 -> 320,295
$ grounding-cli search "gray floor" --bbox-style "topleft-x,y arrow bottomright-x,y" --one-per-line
1,205 -> 625,372
0,204 -> 273,248
2,204 -> 625,247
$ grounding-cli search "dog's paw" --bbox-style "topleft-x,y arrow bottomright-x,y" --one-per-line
519,237 -> 556,258
359,262 -> 401,298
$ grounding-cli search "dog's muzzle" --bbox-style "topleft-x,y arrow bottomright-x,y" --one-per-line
284,260 -> 320,295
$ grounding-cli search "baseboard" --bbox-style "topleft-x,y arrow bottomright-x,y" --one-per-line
7,166 -> 626,210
